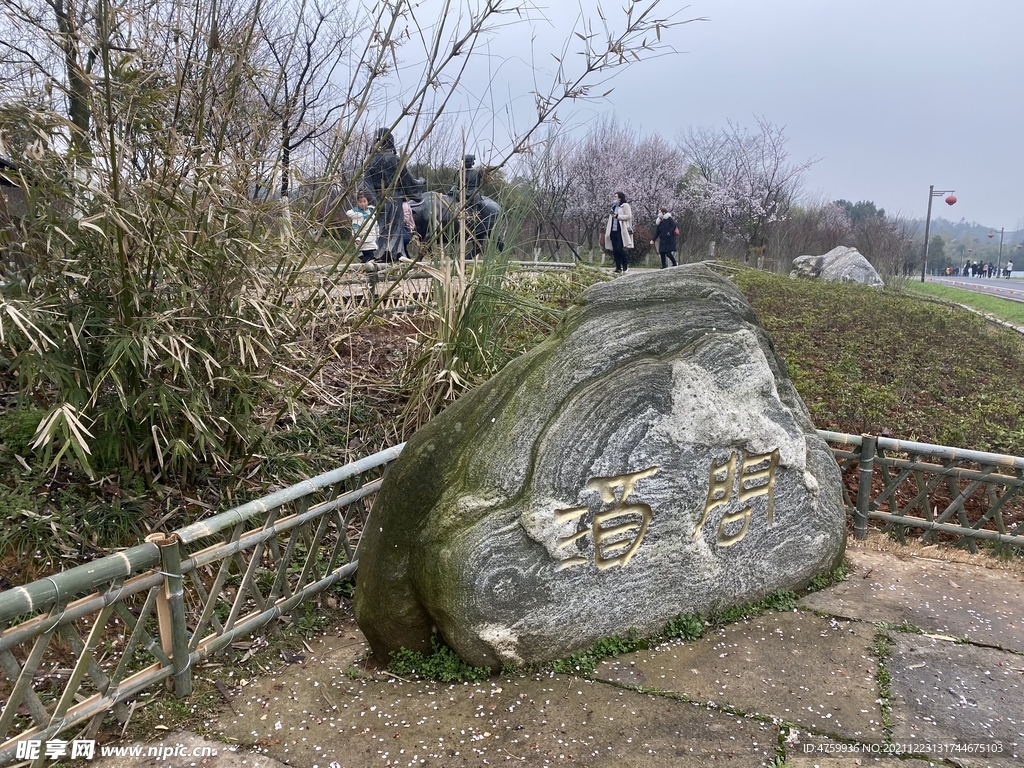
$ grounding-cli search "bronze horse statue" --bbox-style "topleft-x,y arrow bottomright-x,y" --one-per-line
364,138 -> 503,260
407,189 -> 503,260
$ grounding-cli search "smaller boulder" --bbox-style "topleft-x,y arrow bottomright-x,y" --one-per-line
791,246 -> 884,288
790,254 -> 824,280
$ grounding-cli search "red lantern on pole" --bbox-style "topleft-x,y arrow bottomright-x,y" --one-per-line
988,232 -> 995,238
945,195 -> 957,205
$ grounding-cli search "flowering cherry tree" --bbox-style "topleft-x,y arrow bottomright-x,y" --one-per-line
563,115 -> 684,251
676,118 -> 816,253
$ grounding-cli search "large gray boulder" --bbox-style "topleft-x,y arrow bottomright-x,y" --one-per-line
354,263 -> 846,669
791,246 -> 884,287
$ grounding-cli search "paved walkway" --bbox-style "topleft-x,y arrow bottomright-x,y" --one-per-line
98,539 -> 1024,768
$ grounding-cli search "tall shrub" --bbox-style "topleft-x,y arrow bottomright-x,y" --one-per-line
0,0 -> 689,483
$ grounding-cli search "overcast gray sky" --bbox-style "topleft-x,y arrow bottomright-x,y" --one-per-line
423,0 -> 1023,230
627,0 -> 1024,229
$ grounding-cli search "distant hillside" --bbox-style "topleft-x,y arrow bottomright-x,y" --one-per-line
919,217 -> 1022,244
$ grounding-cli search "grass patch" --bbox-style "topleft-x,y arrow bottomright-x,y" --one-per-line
0,407 -> 43,458
549,631 -> 650,676
877,620 -> 925,634
872,633 -> 894,736
904,280 -> 1024,326
714,589 -> 798,624
808,560 -> 849,591
544,610 -> 705,676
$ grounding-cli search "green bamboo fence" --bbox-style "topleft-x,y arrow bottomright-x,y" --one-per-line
0,445 -> 402,767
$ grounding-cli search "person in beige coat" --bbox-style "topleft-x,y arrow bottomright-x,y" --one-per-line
603,191 -> 633,273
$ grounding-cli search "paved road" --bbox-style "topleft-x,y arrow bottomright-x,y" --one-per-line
928,275 -> 1024,304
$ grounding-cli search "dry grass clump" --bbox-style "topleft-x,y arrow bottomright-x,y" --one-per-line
851,530 -> 1024,575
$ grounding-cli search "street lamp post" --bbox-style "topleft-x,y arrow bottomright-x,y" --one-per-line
920,185 -> 957,282
988,228 -> 1005,277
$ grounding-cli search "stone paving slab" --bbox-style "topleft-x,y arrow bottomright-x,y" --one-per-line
887,633 -> 1024,768
593,611 -> 883,742
213,665 -> 778,767
800,550 -> 1024,653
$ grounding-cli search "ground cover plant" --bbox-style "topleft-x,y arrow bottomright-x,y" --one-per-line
733,268 -> 1024,455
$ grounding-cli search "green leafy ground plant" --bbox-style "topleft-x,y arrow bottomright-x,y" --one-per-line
388,636 -> 490,683
873,633 -> 894,735
733,269 -> 1024,455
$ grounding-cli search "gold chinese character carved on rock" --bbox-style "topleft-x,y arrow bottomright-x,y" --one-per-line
692,448 -> 780,546
554,467 -> 658,571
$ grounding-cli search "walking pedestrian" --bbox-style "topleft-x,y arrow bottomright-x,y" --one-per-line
603,191 -> 633,273
402,200 -> 416,252
649,206 -> 678,268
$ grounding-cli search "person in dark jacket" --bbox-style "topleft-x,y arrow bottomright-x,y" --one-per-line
650,206 -> 678,268
363,128 -> 424,261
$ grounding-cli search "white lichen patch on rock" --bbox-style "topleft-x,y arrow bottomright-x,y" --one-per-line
476,623 -> 523,664
662,328 -> 807,471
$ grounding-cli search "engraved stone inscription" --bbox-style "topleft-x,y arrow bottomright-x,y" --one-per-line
554,467 -> 659,571
692,448 -> 780,546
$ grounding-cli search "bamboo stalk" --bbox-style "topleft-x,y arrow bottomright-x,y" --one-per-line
818,430 -> 1024,470
149,533 -> 192,697
0,542 -> 160,624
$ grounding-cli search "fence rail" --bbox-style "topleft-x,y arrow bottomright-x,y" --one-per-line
293,259 -> 585,316
0,445 -> 403,767
820,430 -> 1024,550
0,432 -> 1022,764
